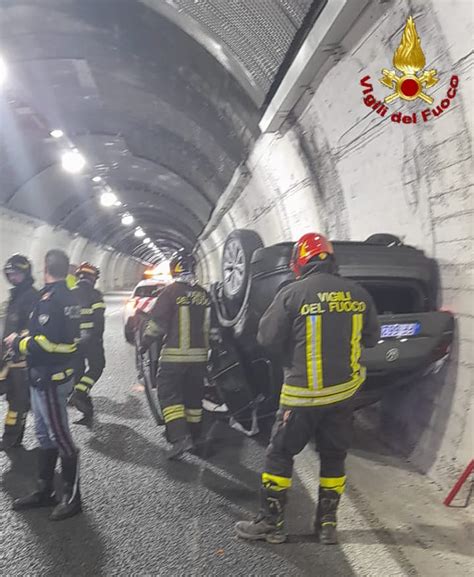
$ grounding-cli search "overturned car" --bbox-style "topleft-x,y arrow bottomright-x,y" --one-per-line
207,230 -> 454,435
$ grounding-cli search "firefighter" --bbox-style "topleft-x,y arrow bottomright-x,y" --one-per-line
141,249 -> 214,460
235,233 -> 380,545
68,262 -> 106,424
4,249 -> 83,521
0,255 -> 39,451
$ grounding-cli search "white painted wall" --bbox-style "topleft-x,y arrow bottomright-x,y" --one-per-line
0,207 -> 145,301
197,0 -> 473,489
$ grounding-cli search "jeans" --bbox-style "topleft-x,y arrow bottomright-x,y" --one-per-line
30,380 -> 77,457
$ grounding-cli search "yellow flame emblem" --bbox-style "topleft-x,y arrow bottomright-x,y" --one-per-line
380,16 -> 438,104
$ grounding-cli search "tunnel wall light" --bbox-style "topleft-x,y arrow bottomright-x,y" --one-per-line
50,129 -> 64,139
134,227 -> 145,238
121,214 -> 134,226
92,175 -> 102,183
143,237 -> 151,244
0,57 -> 7,87
61,149 -> 86,174
100,191 -> 118,207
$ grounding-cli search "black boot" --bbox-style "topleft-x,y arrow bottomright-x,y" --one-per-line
69,390 -> 94,423
235,487 -> 287,544
314,488 -> 341,545
12,448 -> 58,510
50,453 -> 82,521
167,436 -> 193,460
0,415 -> 27,451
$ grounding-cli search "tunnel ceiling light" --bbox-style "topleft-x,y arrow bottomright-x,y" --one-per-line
0,57 -> 7,87
61,149 -> 86,174
114,200 -> 122,207
100,191 -> 118,207
134,227 -> 145,238
92,175 -> 102,183
143,237 -> 151,244
121,213 -> 134,226
50,129 -> 64,139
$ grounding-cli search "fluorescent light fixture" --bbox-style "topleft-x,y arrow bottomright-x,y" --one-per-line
100,191 -> 118,207
114,200 -> 122,207
0,57 -> 7,87
50,129 -> 64,139
92,176 -> 102,183
143,237 -> 151,244
121,213 -> 134,226
134,227 -> 145,238
61,149 -> 86,174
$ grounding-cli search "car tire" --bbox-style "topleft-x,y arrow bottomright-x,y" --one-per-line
222,230 -> 264,317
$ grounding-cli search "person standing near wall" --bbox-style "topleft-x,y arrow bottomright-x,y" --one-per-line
235,233 -> 380,544
4,249 -> 83,520
69,262 -> 106,425
0,255 -> 39,451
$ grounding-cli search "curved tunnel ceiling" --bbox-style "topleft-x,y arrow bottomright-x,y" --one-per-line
0,0 -> 317,263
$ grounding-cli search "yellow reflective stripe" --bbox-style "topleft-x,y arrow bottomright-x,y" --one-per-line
19,336 -> 31,355
80,322 -> 95,329
92,302 -> 106,310
262,472 -> 292,491
163,404 -> 186,423
320,476 -> 346,495
163,404 -> 185,416
179,306 -> 191,350
351,314 -> 363,379
81,308 -> 93,315
81,376 -> 95,386
5,410 -> 18,425
186,415 -> 202,423
75,383 -> 89,393
281,378 -> 364,407
306,316 -> 314,389
185,408 -> 203,423
160,354 -> 208,363
185,409 -> 202,416
52,368 -> 75,381
315,315 -> 323,390
34,335 -> 76,354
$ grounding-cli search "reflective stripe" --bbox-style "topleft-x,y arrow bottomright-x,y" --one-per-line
52,368 -> 74,381
315,315 -> 323,390
81,308 -> 94,315
306,315 -> 323,390
179,306 -> 191,350
80,322 -> 94,329
320,476 -> 346,495
81,376 -> 95,386
19,336 -> 31,355
161,346 -> 208,363
75,383 -> 89,393
163,404 -> 185,423
5,410 -> 18,426
34,335 -> 76,354
262,472 -> 292,491
185,408 -> 203,423
351,314 -> 363,379
92,302 -> 106,310
306,316 -> 314,389
281,376 -> 364,407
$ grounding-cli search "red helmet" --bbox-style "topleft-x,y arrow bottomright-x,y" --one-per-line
76,262 -> 100,282
290,233 -> 334,278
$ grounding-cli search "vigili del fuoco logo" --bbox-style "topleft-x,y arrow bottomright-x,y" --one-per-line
359,16 -> 459,124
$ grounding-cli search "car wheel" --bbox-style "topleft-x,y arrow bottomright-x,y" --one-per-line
222,230 -> 264,316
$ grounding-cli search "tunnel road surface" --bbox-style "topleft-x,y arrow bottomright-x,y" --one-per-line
1,295 -> 472,576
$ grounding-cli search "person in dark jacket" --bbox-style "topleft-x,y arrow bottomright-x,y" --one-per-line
141,249 -> 215,460
4,249 -> 83,521
68,262 -> 106,424
0,255 -> 39,450
236,233 -> 380,545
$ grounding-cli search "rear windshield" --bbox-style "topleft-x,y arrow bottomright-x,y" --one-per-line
133,285 -> 164,298
359,280 -> 426,315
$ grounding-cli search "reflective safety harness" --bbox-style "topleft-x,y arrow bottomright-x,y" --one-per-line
160,305 -> 210,363
280,313 -> 364,407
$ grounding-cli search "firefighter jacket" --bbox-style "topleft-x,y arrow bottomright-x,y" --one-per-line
74,280 -> 106,343
14,280 -> 81,386
145,281 -> 212,363
1,279 -> 39,374
258,271 -> 380,408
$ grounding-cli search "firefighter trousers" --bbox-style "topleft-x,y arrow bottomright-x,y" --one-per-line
262,401 -> 354,495
31,379 -> 77,458
1,367 -> 30,446
157,362 -> 206,444
75,341 -> 106,394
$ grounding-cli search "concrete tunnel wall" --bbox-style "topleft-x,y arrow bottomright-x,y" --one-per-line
0,207 -> 146,302
196,0 -> 473,490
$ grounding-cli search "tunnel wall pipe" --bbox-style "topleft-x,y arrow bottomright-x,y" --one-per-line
197,0 -> 473,490
0,207 -> 146,301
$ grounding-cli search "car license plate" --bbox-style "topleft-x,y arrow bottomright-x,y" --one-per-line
380,322 -> 421,338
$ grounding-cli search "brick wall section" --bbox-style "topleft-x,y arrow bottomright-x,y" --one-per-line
198,0 -> 473,489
